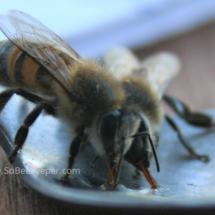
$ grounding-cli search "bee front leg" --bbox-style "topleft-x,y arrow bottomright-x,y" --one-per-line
165,115 -> 210,162
163,94 -> 213,128
61,126 -> 85,185
8,104 -> 44,163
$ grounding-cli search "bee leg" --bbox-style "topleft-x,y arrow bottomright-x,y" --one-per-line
165,115 -> 210,162
163,94 -> 214,128
0,88 -> 50,114
0,89 -> 16,112
16,89 -> 56,116
15,89 -> 45,104
61,126 -> 85,185
103,148 -> 125,190
8,104 -> 44,163
101,160 -> 117,189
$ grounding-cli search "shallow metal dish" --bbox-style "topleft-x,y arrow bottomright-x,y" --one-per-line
0,95 -> 215,214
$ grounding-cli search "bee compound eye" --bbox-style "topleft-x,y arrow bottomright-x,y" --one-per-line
99,110 -> 121,141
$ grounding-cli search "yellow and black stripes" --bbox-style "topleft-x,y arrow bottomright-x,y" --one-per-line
0,40 -> 13,85
14,51 -> 27,86
35,66 -> 53,90
0,40 -> 53,92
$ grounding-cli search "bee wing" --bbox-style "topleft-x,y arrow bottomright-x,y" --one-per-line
139,52 -> 181,100
104,47 -> 140,80
104,47 -> 181,100
0,10 -> 82,90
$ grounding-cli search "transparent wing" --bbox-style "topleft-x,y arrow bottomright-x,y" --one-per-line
0,10 -> 82,89
103,47 -> 181,100
103,47 -> 140,80
139,52 -> 181,100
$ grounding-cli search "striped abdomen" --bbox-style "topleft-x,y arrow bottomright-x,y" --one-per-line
0,40 -> 53,93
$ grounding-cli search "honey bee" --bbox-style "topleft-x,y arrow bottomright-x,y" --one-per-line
0,10 -> 213,190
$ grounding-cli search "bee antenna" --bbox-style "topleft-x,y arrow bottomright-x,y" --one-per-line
131,132 -> 160,172
90,155 -> 100,168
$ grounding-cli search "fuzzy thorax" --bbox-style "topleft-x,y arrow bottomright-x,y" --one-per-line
54,60 -> 125,127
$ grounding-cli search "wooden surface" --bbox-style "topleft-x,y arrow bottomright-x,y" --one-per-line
1,23 -> 215,214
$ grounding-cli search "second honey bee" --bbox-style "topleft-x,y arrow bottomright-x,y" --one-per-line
0,10 -> 213,189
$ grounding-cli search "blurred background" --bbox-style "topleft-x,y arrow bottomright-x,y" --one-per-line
1,0 -> 215,57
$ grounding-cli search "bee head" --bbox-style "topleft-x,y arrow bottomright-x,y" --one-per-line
96,109 -> 140,187
98,109 -> 140,160
95,110 -> 159,187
